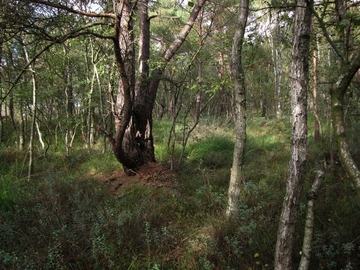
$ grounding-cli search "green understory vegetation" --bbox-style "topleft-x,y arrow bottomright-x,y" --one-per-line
1,116 -> 359,269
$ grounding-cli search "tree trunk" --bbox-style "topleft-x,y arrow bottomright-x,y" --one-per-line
331,52 -> 360,201
194,9 -> 204,123
63,43 -> 75,156
87,46 -> 98,151
329,0 -> 360,202
312,41 -> 321,142
226,0 -> 249,219
110,0 -> 207,173
274,0 -> 312,268
298,169 -> 324,270
270,11 -> 284,119
35,120 -> 45,150
0,36 -> 2,143
216,50 -> 226,118
19,101 -> 25,150
23,44 -> 36,181
9,93 -> 16,130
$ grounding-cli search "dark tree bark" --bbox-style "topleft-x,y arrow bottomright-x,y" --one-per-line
111,0 -> 207,173
274,0 -> 313,268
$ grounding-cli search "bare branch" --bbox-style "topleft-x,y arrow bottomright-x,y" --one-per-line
163,0 -> 207,61
27,0 -> 115,19
1,22 -> 112,104
96,125 -> 115,146
311,6 -> 344,61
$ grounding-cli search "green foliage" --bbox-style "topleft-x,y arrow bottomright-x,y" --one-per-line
309,169 -> 360,270
187,136 -> 234,168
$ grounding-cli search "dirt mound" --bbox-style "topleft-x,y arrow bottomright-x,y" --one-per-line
96,162 -> 177,196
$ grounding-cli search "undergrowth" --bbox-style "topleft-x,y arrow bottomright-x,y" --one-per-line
1,117 -> 359,269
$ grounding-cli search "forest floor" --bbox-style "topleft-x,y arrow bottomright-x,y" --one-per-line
94,162 -> 177,197
2,118 -> 360,269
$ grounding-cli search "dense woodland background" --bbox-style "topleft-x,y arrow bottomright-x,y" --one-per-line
1,0 -> 360,269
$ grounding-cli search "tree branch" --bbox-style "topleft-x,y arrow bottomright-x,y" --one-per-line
162,0 -> 207,61
311,6 -> 344,61
27,0 -> 115,19
1,22 -> 112,104
96,125 -> 115,146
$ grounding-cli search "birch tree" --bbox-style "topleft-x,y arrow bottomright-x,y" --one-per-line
226,0 -> 249,219
23,44 -> 37,181
274,0 -> 313,268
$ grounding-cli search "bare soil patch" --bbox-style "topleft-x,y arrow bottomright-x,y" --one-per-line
95,162 -> 177,196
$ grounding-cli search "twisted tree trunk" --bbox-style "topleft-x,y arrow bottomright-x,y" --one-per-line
330,52 -> 360,201
111,0 -> 207,173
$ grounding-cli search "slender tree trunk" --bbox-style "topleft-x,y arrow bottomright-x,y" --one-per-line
35,120 -> 45,149
23,45 -> 37,181
95,56 -> 108,153
194,9 -> 204,122
87,64 -> 96,150
19,102 -> 25,150
274,45 -> 283,118
271,11 -> 283,119
274,0 -> 312,268
226,0 -> 249,219
9,93 -> 16,130
28,77 -> 36,180
216,50 -> 226,118
312,36 -> 321,142
0,107 -> 2,144
87,39 -> 99,150
298,169 -> 324,270
64,44 -> 75,156
0,36 -> 3,143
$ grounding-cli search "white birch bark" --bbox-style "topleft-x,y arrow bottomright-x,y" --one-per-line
298,170 -> 324,270
23,45 -> 36,181
35,121 -> 45,149
274,0 -> 313,268
226,0 -> 249,219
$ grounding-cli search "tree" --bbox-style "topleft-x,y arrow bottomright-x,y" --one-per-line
330,52 -> 360,200
274,0 -> 313,268
311,0 -> 360,201
226,0 -> 249,219
110,0 -> 207,172
1,0 -> 207,173
22,43 -> 37,181
325,1 -> 360,201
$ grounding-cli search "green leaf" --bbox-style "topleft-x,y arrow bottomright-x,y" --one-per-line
188,1 -> 194,7
353,15 -> 360,26
338,19 -> 350,29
